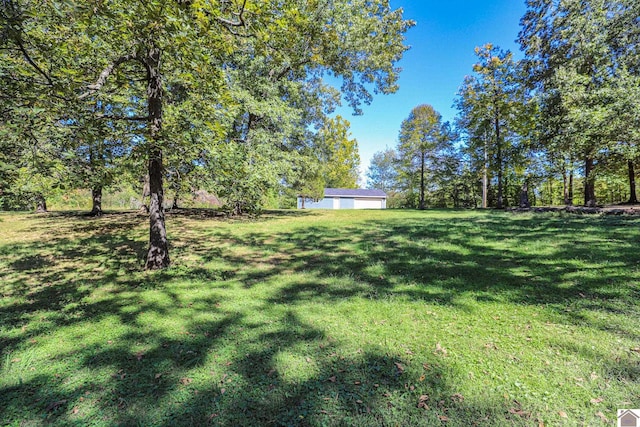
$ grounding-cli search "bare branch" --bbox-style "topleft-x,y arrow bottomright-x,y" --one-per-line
14,35 -> 54,87
215,0 -> 247,27
79,53 -> 141,99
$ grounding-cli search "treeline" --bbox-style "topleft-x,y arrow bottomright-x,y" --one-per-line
367,0 -> 640,209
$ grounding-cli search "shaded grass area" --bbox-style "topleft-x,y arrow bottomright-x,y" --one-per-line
1,209 -> 639,426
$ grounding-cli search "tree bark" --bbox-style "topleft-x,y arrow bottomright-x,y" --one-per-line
145,46 -> 170,270
90,185 -> 103,216
628,160 -> 637,204
584,157 -> 596,207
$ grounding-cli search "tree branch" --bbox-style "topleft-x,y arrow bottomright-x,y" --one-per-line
95,113 -> 150,122
79,53 -> 142,99
215,0 -> 248,27
14,34 -> 55,87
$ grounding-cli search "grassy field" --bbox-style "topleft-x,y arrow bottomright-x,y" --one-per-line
1,208 -> 639,426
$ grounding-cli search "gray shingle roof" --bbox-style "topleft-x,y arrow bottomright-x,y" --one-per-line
324,188 -> 387,198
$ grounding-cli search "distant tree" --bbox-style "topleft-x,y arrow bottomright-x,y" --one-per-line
366,147 -> 398,192
397,104 -> 453,210
319,116 -> 360,189
455,44 -> 527,208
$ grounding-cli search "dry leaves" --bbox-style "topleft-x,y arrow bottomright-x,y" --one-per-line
417,395 -> 429,409
435,343 -> 447,356
394,362 -> 405,374
558,411 -> 568,418
595,412 -> 608,422
589,397 -> 603,404
451,393 -> 464,403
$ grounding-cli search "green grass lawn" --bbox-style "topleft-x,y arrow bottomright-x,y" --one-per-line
1,209 -> 639,426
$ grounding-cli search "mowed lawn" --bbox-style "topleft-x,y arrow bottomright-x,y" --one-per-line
1,209 -> 639,426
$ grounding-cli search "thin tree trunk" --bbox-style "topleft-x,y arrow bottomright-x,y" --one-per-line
519,178 -> 530,208
90,185 -> 103,216
495,114 -> 503,209
628,160 -> 637,204
568,168 -> 574,206
145,46 -> 170,270
419,151 -> 426,210
563,166 -> 570,205
584,156 -> 596,207
35,194 -> 47,213
482,135 -> 488,208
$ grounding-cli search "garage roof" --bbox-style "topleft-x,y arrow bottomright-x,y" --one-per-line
324,188 -> 387,198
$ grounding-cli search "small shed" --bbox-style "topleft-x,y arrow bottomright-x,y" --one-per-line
298,188 -> 387,209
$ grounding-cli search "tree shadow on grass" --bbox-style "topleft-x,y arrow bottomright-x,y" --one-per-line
1,211 -> 639,425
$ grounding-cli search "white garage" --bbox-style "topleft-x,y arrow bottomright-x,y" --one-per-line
354,197 -> 385,209
298,188 -> 387,209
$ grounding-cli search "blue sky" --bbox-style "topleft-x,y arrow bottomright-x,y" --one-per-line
339,0 -> 528,184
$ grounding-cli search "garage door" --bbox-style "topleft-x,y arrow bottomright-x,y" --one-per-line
353,198 -> 383,209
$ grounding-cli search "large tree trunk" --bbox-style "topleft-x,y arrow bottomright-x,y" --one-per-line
35,194 -> 47,213
419,151 -> 426,210
89,186 -> 103,216
145,46 -> 170,270
628,160 -> 637,204
584,157 -> 596,207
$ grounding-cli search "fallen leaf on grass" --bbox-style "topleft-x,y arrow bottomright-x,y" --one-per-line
328,376 -> 336,382
590,397 -> 603,404
595,412 -> 608,422
631,347 -> 640,353
417,395 -> 430,409
508,408 -> 530,418
558,411 -> 568,418
179,377 -> 193,385
451,393 -> 464,403
438,415 -> 449,422
394,362 -> 405,374
435,343 -> 447,356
